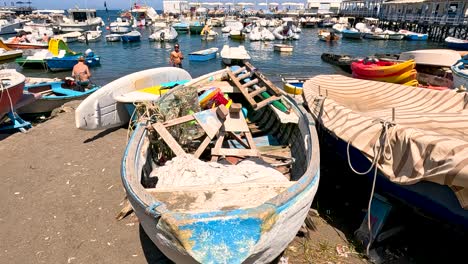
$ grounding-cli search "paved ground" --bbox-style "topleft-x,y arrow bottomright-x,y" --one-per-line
0,101 -> 365,264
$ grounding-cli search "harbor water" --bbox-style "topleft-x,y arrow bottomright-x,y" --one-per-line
5,10 -> 445,87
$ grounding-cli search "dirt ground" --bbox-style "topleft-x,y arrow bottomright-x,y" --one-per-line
0,101 -> 366,264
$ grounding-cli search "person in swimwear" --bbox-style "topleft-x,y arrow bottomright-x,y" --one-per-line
170,43 -> 184,68
72,56 -> 91,89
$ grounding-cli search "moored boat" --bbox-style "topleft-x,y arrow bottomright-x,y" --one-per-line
4,40 -> 48,50
0,69 -> 25,118
121,31 -> 141,42
384,30 -> 405,40
110,17 -> 132,33
445,37 -> 468,50
105,34 -> 121,42
17,80 -> 100,115
303,75 -> 468,230
273,44 -> 293,52
75,67 -> 192,130
398,30 -> 428,41
342,28 -> 363,39
121,64 -> 320,263
229,30 -> 245,40
172,22 -> 189,34
54,31 -> 82,43
320,53 -> 354,73
77,30 -> 102,43
45,51 -> 101,72
220,45 -> 250,65
188,47 -> 218,61
318,30 -> 339,42
149,26 -> 178,42
363,32 -> 389,40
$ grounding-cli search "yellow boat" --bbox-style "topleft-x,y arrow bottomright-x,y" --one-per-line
282,77 -> 309,95
354,69 -> 417,84
351,59 -> 416,77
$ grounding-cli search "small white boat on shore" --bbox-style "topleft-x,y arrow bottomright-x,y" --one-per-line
75,68 -> 192,130
220,45 -> 250,65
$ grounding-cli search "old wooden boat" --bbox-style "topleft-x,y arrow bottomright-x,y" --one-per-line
17,80 -> 100,115
188,47 -> 218,61
303,75 -> 468,230
122,63 -> 320,263
75,67 -> 192,130
0,69 -> 25,118
318,30 -> 339,42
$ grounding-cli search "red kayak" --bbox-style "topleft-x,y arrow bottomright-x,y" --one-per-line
351,59 -> 416,78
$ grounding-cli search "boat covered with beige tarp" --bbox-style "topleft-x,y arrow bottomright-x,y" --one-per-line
303,75 -> 468,226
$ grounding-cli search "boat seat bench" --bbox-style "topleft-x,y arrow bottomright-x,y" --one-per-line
146,181 -> 295,213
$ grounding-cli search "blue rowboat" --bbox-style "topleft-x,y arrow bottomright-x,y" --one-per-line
121,66 -> 320,263
399,30 -> 428,41
445,37 -> 468,50
173,22 -> 189,34
188,47 -> 218,61
18,80 -> 100,114
45,54 -> 101,72
121,31 -> 141,42
342,29 -> 363,39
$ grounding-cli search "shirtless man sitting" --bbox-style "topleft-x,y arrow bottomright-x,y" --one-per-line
72,56 -> 91,90
169,44 -> 184,68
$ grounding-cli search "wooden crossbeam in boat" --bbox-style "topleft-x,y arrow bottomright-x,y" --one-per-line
248,86 -> 266,97
242,79 -> 259,88
244,62 -> 283,96
232,66 -> 246,75
226,69 -> 258,108
255,96 -> 280,110
152,123 -> 186,156
236,72 -> 252,81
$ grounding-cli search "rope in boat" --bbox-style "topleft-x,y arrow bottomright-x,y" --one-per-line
346,119 -> 395,256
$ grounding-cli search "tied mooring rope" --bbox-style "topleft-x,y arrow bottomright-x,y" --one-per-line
346,119 -> 395,256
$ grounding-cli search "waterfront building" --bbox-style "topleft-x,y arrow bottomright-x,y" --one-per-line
381,0 -> 468,25
163,0 -> 189,14
339,0 -> 384,17
307,0 -> 343,15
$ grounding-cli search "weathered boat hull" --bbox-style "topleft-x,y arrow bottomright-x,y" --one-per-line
188,52 -> 216,61
122,69 -> 320,263
0,70 -> 25,117
18,81 -> 100,114
0,50 -> 23,61
5,43 -> 48,49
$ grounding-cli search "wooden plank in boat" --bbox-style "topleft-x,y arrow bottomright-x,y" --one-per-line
223,111 -> 249,132
152,122 -> 186,156
245,62 -> 282,96
211,148 -> 259,157
193,109 -> 223,139
226,69 -> 257,108
198,81 -> 240,94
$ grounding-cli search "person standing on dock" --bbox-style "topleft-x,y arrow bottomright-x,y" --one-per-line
170,44 -> 184,68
